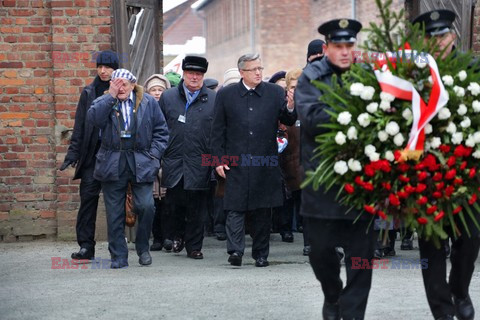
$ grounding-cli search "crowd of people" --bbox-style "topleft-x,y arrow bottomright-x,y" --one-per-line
60,9 -> 479,320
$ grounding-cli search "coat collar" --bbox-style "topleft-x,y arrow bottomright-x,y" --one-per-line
177,79 -> 209,101
239,79 -> 264,97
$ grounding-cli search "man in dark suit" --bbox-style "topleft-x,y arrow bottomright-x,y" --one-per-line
295,19 -> 375,320
211,53 -> 297,268
413,10 -> 480,320
60,51 -> 119,260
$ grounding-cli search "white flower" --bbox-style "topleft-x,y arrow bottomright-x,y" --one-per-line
454,86 -> 465,97
357,113 -> 370,127
473,150 -> 480,159
457,104 -> 467,116
350,83 -> 364,96
428,76 -> 433,84
424,124 -> 433,134
335,131 -> 347,145
460,117 -> 471,128
457,70 -> 467,81
468,82 -> 480,96
348,159 -> 362,172
437,107 -> 451,120
360,86 -> 375,100
472,100 -> 480,112
451,132 -> 463,145
466,135 -> 475,147
364,144 -> 376,156
385,151 -> 395,162
347,126 -> 358,140
415,60 -> 427,69
430,137 -> 441,149
379,100 -> 390,111
337,111 -> 352,125
402,108 -> 412,120
442,75 -> 454,86
473,132 -> 480,143
385,121 -> 400,136
393,133 -> 405,146
369,152 -> 380,162
446,122 -> 457,134
378,130 -> 389,142
366,102 -> 378,113
380,92 -> 395,102
334,161 -> 348,175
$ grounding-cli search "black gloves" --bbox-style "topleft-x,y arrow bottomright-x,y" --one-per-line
60,159 -> 78,171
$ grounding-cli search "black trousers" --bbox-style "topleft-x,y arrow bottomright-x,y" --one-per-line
166,181 -> 207,253
76,164 -> 102,250
419,231 -> 480,319
213,196 -> 226,234
226,208 -> 271,260
152,198 -> 175,243
305,218 -> 375,320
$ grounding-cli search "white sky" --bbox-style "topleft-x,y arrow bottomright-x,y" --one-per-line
163,0 -> 188,13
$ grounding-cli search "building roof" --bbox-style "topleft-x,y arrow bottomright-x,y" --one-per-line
192,0 -> 213,11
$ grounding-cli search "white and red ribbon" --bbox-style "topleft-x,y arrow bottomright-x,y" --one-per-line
374,50 -> 449,151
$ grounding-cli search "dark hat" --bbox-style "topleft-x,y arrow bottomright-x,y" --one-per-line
318,19 -> 362,43
307,39 -> 325,58
268,71 -> 286,84
204,78 -> 219,90
412,9 -> 456,36
182,55 -> 208,73
96,50 -> 119,70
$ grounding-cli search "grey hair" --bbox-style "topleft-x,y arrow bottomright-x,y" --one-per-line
237,53 -> 261,70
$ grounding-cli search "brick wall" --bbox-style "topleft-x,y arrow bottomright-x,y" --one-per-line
472,0 -> 480,55
0,0 -> 112,242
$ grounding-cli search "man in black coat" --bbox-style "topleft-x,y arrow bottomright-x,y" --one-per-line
60,50 -> 119,260
211,53 -> 297,267
412,10 -> 480,320
295,19 -> 375,320
159,56 -> 216,259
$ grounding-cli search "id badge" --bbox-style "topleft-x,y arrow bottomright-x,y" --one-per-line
120,130 -> 132,138
178,114 -> 186,123
295,120 -> 301,127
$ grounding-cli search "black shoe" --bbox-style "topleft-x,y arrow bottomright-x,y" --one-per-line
435,316 -> 454,320
400,238 -> 413,250
281,232 -> 294,243
297,225 -> 303,233
187,250 -> 204,259
71,247 -> 94,260
173,238 -> 184,253
383,247 -> 396,257
454,295 -> 474,320
163,239 -> 173,252
139,252 -> 152,266
373,249 -> 384,259
303,245 -> 311,256
322,301 -> 340,320
215,233 -> 227,241
255,257 -> 269,267
110,259 -> 128,269
150,242 -> 163,251
228,252 -> 242,266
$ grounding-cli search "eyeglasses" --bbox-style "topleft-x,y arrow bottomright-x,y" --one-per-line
242,67 -> 264,72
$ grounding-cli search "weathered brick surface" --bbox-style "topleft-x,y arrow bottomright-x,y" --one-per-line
0,0 -> 112,242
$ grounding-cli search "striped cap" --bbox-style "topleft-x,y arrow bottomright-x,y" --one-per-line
111,68 -> 137,83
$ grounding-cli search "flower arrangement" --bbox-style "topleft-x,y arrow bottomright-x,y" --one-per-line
303,0 -> 480,243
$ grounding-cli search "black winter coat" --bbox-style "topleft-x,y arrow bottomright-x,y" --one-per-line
64,76 -> 103,180
295,57 -> 364,220
160,81 -> 216,190
211,80 -> 297,211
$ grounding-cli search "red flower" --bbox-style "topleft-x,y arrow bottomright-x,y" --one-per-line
463,147 -> 473,157
445,169 -> 456,180
354,176 -> 364,186
436,182 -> 445,190
460,161 -> 467,170
416,196 -> 428,205
422,154 -> 440,171
389,193 -> 400,206
414,163 -> 425,170
416,183 -> 427,193
405,185 -> 416,194
454,145 -> 473,157
394,150 -> 402,161
434,211 -> 445,222
364,204 -> 376,215
363,182 -> 374,191
447,156 -> 457,167
399,175 -> 410,183
377,210 -> 387,220
417,217 -> 428,225
417,171 -> 428,181
344,183 -> 355,194
397,163 -> 410,173
469,168 -> 476,179
364,164 -> 376,177
454,178 -> 463,185
397,191 -> 409,199
382,182 -> 391,191
453,206 -> 462,214
433,191 -> 443,199
468,193 -> 477,205
445,185 -> 455,197
426,205 -> 437,215
432,172 -> 443,181
439,145 -> 451,153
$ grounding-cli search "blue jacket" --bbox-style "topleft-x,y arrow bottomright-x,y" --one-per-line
87,85 -> 169,183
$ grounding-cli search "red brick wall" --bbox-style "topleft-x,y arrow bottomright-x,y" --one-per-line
164,4 -> 203,45
0,0 -> 112,242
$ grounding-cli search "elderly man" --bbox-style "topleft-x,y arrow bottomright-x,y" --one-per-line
87,68 -> 169,268
413,10 -> 480,320
160,55 -> 216,259
60,50 -> 119,260
211,53 -> 297,267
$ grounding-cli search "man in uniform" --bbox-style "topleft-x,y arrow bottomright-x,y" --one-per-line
413,9 -> 480,320
295,19 -> 375,320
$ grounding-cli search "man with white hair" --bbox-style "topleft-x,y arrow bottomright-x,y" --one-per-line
88,68 -> 169,268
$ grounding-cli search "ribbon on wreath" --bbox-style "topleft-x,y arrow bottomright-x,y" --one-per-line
374,46 -> 449,161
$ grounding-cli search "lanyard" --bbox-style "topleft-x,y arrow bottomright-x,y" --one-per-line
121,99 -> 131,130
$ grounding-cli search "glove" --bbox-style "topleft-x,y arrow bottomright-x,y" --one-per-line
60,159 -> 78,171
